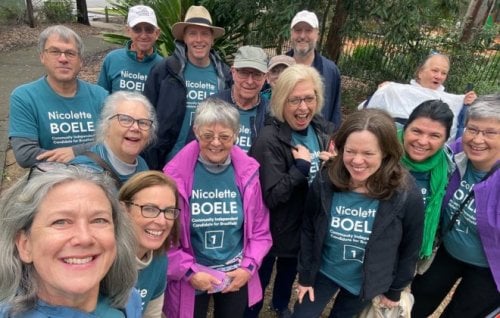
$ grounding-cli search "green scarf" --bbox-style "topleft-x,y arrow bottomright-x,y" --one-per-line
398,130 -> 449,258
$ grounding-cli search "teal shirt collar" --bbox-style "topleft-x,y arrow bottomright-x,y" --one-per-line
125,40 -> 158,63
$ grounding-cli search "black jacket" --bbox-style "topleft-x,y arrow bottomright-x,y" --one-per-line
143,41 -> 231,170
297,168 -> 424,301
249,115 -> 334,257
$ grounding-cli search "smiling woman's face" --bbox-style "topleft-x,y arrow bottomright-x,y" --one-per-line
404,117 -> 447,162
195,124 -> 236,164
106,100 -> 151,164
15,180 -> 116,312
462,118 -> 500,171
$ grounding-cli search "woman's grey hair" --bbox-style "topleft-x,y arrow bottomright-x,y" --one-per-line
466,94 -> 500,123
97,91 -> 158,146
193,97 -> 240,134
270,64 -> 325,123
38,25 -> 84,55
0,166 -> 137,314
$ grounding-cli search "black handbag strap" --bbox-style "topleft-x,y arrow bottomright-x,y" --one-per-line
83,151 -> 122,187
444,161 -> 499,234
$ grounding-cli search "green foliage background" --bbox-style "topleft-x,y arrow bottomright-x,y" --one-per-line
104,0 -> 499,110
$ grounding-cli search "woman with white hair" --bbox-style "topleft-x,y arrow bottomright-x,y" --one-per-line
72,91 -> 157,185
163,97 -> 272,318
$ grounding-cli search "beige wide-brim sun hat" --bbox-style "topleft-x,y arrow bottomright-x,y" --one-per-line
171,5 -> 225,40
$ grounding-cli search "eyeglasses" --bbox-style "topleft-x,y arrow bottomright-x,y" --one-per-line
127,202 -> 180,220
198,133 -> 234,143
287,95 -> 316,107
109,114 -> 153,131
235,69 -> 266,81
44,48 -> 79,59
464,127 -> 500,139
131,25 -> 156,34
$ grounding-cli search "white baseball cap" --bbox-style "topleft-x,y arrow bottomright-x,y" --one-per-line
291,10 -> 319,29
127,5 -> 158,28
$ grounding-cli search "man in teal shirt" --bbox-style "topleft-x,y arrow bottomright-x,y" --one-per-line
98,5 -> 163,93
9,25 -> 108,168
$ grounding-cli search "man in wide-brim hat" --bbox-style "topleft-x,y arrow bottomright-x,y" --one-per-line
143,5 -> 232,170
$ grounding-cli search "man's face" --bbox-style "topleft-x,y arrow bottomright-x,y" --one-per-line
231,67 -> 266,102
126,22 -> 160,53
40,34 -> 82,84
291,22 -> 318,57
183,25 -> 214,66
267,64 -> 288,88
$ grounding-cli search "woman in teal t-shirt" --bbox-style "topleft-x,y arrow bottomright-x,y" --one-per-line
119,171 -> 180,318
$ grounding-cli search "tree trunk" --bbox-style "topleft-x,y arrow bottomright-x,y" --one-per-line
25,0 -> 35,27
460,0 -> 495,42
325,0 -> 349,63
76,0 -> 90,25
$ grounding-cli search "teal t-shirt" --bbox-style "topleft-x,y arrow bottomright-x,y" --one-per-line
235,107 -> 257,152
93,294 -> 126,317
136,253 -> 167,312
190,163 -> 244,271
97,44 -> 163,93
443,161 -> 488,267
291,125 -> 321,184
410,170 -> 431,207
320,191 -> 379,295
9,77 -> 107,150
166,62 -> 218,161
71,143 -> 149,184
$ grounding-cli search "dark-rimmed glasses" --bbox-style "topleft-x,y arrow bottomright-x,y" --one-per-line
44,48 -> 79,59
109,114 -> 153,131
127,202 -> 180,220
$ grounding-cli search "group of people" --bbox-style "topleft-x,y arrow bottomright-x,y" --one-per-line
1,3 -> 498,318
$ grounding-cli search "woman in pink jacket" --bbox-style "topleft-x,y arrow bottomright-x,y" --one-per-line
163,97 -> 272,318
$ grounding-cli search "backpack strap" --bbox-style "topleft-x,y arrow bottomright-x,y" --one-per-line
83,151 -> 122,187
443,161 -> 499,234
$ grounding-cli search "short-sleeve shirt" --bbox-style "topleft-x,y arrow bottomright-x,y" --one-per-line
97,44 -> 163,93
9,77 -> 107,149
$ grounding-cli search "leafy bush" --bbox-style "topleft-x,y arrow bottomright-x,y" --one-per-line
42,0 -> 73,23
0,0 -> 25,24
